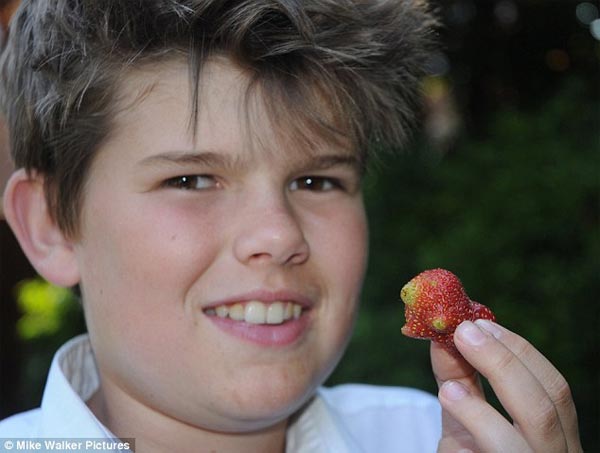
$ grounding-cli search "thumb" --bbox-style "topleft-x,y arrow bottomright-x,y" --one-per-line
430,341 -> 484,451
430,341 -> 479,388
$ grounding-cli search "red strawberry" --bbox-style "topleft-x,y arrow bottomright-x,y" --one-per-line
400,268 -> 496,355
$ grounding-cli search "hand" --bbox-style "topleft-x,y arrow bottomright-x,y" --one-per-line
431,319 -> 583,453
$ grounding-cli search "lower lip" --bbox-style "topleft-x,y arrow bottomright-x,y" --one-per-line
206,313 -> 310,346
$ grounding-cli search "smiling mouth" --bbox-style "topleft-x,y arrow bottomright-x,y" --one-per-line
204,301 -> 304,325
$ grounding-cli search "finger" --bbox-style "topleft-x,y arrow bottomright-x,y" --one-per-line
474,319 -> 583,453
437,430 -> 480,453
438,379 -> 532,453
430,341 -> 483,395
454,321 -> 568,452
430,341 -> 485,446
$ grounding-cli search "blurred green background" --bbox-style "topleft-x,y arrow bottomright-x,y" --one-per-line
1,0 -> 598,450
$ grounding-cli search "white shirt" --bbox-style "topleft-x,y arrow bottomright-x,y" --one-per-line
0,335 -> 442,452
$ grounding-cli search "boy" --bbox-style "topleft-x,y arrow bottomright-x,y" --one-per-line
0,1 -> 582,452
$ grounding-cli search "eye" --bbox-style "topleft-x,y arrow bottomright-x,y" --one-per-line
163,175 -> 218,190
289,176 -> 342,192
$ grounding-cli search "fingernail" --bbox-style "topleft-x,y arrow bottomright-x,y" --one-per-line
475,319 -> 503,339
441,380 -> 469,401
457,321 -> 487,346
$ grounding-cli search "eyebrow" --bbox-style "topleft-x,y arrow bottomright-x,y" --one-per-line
138,151 -> 237,169
296,154 -> 363,172
138,151 -> 363,173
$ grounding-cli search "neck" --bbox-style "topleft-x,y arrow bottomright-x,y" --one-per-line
87,384 -> 288,453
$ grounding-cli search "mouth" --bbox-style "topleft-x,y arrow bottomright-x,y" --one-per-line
204,301 -> 304,325
202,291 -> 313,346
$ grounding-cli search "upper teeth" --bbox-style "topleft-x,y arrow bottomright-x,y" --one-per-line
205,301 -> 303,325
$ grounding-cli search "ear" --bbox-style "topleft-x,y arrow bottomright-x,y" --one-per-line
3,169 -> 80,287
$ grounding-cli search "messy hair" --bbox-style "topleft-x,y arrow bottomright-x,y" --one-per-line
0,0 -> 437,237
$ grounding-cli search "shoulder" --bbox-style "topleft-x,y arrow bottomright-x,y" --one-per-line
318,384 -> 441,453
0,409 -> 41,436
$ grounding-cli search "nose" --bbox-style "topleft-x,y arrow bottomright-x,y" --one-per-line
232,194 -> 310,266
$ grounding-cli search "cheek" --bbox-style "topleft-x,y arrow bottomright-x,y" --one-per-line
318,203 -> 369,296
80,194 -> 219,288
76,195 -> 222,353
309,202 -> 368,353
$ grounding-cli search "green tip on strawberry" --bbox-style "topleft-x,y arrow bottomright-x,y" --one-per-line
400,281 -> 419,307
400,268 -> 496,356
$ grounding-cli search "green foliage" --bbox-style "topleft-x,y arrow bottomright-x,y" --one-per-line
13,278 -> 85,409
16,279 -> 77,340
327,79 -> 599,450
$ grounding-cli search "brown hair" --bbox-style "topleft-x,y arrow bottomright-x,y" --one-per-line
0,0 -> 437,238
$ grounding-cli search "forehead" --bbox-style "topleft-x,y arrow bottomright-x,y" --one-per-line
107,57 -> 358,165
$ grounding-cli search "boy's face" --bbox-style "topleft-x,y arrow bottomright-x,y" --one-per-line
74,59 -> 368,431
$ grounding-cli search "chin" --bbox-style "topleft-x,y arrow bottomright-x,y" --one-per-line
210,372 -> 319,432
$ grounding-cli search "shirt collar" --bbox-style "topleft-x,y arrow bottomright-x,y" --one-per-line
39,334 -> 117,439
286,392 -> 364,453
38,334 -> 363,452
